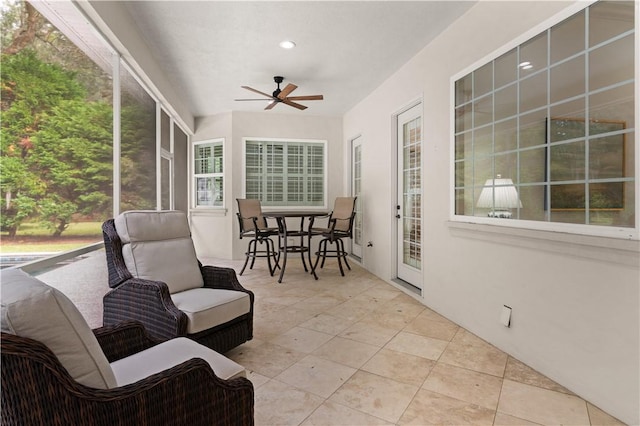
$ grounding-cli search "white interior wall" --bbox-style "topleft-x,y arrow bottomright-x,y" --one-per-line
192,111 -> 344,260
343,1 -> 639,424
191,113 -> 234,259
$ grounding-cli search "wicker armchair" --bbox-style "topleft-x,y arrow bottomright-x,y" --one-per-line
102,211 -> 254,354
1,322 -> 254,426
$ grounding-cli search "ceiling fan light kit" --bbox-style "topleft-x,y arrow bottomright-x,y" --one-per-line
236,76 -> 324,110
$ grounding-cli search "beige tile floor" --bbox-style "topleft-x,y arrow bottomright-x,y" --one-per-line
39,250 -> 625,426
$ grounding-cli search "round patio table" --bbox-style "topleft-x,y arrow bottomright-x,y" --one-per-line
263,211 -> 328,283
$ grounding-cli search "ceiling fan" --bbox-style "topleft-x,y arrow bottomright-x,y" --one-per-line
235,76 -> 323,110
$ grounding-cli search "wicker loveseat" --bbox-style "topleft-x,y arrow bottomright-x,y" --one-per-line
102,210 -> 254,353
1,269 -> 254,425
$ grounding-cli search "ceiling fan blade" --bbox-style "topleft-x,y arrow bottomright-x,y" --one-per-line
282,99 -> 307,110
264,100 -> 279,110
277,83 -> 297,100
286,95 -> 323,101
235,98 -> 272,101
241,86 -> 274,99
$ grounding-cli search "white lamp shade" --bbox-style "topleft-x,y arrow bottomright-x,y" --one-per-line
477,178 -> 523,209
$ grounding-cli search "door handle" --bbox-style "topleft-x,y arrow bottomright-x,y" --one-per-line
396,214 -> 401,219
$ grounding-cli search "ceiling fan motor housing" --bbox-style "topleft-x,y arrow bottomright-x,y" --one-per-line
273,76 -> 284,98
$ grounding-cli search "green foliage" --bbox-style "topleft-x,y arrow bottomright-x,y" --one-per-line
34,99 -> 113,219
1,48 -> 112,236
1,2 -> 159,238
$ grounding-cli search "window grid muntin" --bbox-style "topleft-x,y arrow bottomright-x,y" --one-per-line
454,1 -> 635,229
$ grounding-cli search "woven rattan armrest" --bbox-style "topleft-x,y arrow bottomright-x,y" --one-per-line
201,265 -> 254,297
94,321 -> 161,362
103,278 -> 188,341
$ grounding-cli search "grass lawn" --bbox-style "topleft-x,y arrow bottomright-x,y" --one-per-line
1,222 -> 103,253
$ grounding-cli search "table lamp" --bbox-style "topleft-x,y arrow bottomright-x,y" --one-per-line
476,174 -> 522,218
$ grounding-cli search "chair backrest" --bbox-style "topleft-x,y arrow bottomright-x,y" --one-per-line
331,197 -> 357,232
1,269 -> 118,389
114,210 -> 204,294
236,199 -> 268,231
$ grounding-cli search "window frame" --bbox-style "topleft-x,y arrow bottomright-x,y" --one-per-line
449,0 -> 639,241
192,138 -> 224,209
242,137 -> 328,210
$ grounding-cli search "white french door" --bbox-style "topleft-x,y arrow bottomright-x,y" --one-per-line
396,104 -> 422,287
351,136 -> 363,258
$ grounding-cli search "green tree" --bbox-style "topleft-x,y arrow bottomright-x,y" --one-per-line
1,49 -> 86,235
2,1 -> 114,237
34,99 -> 113,236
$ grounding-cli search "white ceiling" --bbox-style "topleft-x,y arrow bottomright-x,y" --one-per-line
123,1 -> 475,118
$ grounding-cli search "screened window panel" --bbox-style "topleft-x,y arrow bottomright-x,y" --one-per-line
120,64 -> 156,211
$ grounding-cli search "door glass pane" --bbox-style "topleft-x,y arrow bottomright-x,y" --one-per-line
402,117 -> 421,270
353,143 -> 362,249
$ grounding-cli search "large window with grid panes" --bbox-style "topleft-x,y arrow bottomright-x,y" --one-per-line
193,139 -> 223,207
244,138 -> 326,207
453,0 -> 636,237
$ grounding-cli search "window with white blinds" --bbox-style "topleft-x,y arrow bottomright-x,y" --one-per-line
244,139 -> 326,207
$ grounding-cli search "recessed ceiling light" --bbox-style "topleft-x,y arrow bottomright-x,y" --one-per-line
279,40 -> 296,49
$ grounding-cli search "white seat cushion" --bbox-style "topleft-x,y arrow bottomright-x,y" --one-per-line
171,288 -> 251,334
0,269 -> 117,389
110,337 -> 246,386
115,210 -> 204,294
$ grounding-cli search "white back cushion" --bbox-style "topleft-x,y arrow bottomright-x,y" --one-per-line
0,269 -> 117,389
115,210 -> 204,294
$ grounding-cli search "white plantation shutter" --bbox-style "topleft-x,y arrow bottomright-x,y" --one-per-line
245,140 -> 325,206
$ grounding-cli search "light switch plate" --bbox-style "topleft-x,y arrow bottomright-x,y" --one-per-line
500,305 -> 512,327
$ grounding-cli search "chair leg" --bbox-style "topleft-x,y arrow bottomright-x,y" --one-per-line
248,239 -> 259,270
334,239 -> 345,276
264,238 -> 275,277
265,237 -> 281,275
338,238 -> 351,271
313,238 -> 325,271
240,240 -> 251,275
